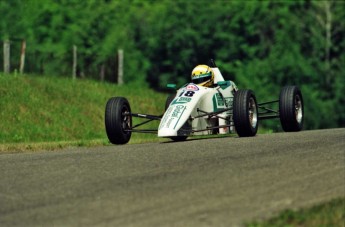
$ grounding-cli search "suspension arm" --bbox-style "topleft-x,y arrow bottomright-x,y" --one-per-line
128,113 -> 162,120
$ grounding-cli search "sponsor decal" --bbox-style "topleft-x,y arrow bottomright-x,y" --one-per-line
172,105 -> 186,129
171,97 -> 192,105
215,93 -> 224,106
160,105 -> 186,129
224,97 -> 233,108
185,83 -> 199,91
166,118 -> 174,128
172,105 -> 185,118
212,94 -> 233,111
159,106 -> 173,130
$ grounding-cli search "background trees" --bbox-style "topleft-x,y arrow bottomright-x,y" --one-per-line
1,0 -> 344,129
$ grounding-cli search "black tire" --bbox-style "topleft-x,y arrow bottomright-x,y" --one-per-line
279,86 -> 303,132
105,97 -> 132,144
165,94 -> 188,142
233,89 -> 259,137
170,136 -> 188,142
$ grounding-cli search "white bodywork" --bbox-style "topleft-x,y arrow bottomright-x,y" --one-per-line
158,67 -> 238,138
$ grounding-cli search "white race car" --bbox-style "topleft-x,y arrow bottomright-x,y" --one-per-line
105,60 -> 303,144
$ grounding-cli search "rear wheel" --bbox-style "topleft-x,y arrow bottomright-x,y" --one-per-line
279,86 -> 303,132
105,97 -> 132,144
233,89 -> 259,137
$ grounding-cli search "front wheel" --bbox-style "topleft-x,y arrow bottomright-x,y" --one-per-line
105,97 -> 132,144
279,86 -> 303,132
169,136 -> 188,142
233,89 -> 259,137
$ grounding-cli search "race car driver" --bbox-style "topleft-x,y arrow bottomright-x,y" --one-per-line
191,64 -> 214,87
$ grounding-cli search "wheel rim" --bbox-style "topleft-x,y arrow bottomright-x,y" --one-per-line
295,95 -> 303,124
121,106 -> 131,133
248,97 -> 258,128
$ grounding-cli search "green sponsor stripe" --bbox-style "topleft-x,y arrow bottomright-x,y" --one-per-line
173,106 -> 187,129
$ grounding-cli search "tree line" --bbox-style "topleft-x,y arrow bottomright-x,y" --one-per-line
1,0 -> 344,129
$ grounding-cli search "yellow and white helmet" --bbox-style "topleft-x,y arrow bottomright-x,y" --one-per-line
191,65 -> 214,87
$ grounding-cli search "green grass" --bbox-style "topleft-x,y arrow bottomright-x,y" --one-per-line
0,73 -> 168,146
0,137 -> 171,153
247,198 -> 345,227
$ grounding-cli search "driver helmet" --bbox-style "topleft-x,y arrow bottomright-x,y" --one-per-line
191,65 -> 214,87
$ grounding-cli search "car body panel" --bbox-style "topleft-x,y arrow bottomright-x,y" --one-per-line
158,67 -> 238,137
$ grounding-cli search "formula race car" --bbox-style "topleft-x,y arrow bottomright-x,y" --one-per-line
105,60 -> 303,144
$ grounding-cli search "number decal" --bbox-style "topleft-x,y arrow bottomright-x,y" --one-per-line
184,91 -> 195,97
179,91 -> 195,97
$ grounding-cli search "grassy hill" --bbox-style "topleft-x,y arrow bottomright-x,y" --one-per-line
0,73 -> 168,145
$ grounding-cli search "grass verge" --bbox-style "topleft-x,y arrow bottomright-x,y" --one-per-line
0,73 -> 168,145
0,135 -> 171,153
246,198 -> 345,227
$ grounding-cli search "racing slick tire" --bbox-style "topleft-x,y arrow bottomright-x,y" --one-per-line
233,89 -> 259,137
105,97 -> 132,144
279,86 -> 303,132
170,135 -> 188,142
165,94 -> 188,142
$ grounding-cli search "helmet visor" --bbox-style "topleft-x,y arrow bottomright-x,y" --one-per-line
192,72 -> 212,84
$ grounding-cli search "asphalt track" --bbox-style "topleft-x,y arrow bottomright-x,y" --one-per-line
0,128 -> 344,227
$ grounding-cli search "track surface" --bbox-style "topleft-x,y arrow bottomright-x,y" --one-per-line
0,128 -> 344,226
